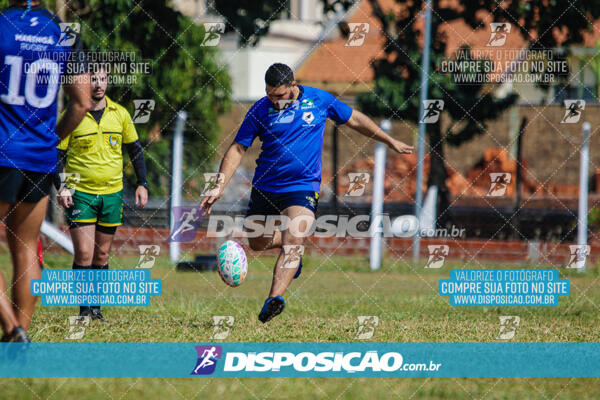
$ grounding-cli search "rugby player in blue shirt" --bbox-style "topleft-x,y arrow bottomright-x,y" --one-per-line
201,63 -> 413,323
0,0 -> 90,341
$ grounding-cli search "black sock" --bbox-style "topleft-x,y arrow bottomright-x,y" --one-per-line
91,264 -> 109,311
73,263 -> 91,313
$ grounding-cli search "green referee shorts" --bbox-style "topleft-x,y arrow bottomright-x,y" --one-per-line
65,190 -> 123,230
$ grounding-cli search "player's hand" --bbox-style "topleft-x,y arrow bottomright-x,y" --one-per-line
388,139 -> 414,154
135,186 -> 149,208
57,188 -> 73,208
200,189 -> 223,215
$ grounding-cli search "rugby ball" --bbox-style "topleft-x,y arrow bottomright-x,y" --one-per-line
217,240 -> 248,287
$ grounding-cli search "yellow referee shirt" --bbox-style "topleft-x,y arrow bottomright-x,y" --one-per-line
58,96 -> 139,195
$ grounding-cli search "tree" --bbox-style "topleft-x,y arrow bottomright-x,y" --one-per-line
214,0 -> 355,47
356,0 -> 600,226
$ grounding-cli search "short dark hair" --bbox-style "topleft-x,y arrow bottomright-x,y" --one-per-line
265,63 -> 294,87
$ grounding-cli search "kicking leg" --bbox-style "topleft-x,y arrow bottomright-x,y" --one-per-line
259,206 -> 314,323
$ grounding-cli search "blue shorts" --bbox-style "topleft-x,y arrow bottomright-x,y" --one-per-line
246,188 -> 319,216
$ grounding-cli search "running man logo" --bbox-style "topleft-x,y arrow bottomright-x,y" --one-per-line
497,316 -> 520,340
425,245 -> 449,269
65,316 -> 89,340
281,245 -> 304,270
345,172 -> 370,197
201,23 -> 225,46
210,316 -> 234,340
561,100 -> 585,124
345,23 -> 370,47
566,245 -> 590,269
421,100 -> 444,123
191,345 -> 222,375
202,173 -> 225,197
132,99 -> 155,124
486,23 -> 511,47
57,22 -> 80,46
169,206 -> 203,242
58,172 -> 80,194
487,173 -> 511,197
137,245 -> 160,269
355,315 -> 379,340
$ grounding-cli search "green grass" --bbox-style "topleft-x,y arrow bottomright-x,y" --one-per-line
1,252 -> 600,398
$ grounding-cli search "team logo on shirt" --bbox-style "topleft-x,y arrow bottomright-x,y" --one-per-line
300,99 -> 314,109
109,135 -> 119,147
302,111 -> 315,126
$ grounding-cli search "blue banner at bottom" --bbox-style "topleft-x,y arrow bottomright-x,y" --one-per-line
0,342 -> 598,377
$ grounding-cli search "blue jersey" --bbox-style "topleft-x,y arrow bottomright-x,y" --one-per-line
234,85 -> 353,193
0,6 -> 80,173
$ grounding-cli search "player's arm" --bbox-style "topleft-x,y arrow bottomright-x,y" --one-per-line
56,74 -> 91,140
125,140 -> 149,208
200,141 -> 247,214
344,109 -> 414,154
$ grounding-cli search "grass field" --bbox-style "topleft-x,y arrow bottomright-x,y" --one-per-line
1,251 -> 600,399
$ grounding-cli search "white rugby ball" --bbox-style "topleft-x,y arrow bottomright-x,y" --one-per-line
217,240 -> 248,287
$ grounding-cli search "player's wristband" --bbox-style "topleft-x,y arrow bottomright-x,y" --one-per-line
138,182 -> 149,192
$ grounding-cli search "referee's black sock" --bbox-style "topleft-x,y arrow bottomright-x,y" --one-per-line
91,264 -> 109,312
73,263 -> 91,315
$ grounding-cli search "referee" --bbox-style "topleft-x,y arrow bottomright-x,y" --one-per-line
56,67 -> 148,321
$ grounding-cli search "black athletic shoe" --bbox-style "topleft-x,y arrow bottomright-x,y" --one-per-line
79,306 -> 92,318
1,326 -> 31,342
91,307 -> 105,322
258,296 -> 285,323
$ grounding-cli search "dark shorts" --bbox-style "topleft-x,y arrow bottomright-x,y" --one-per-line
246,187 -> 319,216
0,166 -> 53,204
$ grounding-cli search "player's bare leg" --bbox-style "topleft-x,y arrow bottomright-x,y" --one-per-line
70,225 -> 96,265
247,220 -> 282,251
5,197 -> 48,330
269,206 -> 313,297
259,206 -> 314,323
92,229 -> 114,266
69,224 -> 97,318
88,228 -> 115,322
0,201 -> 19,336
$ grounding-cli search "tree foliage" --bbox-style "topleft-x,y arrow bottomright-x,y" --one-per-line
356,0 -> 599,222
